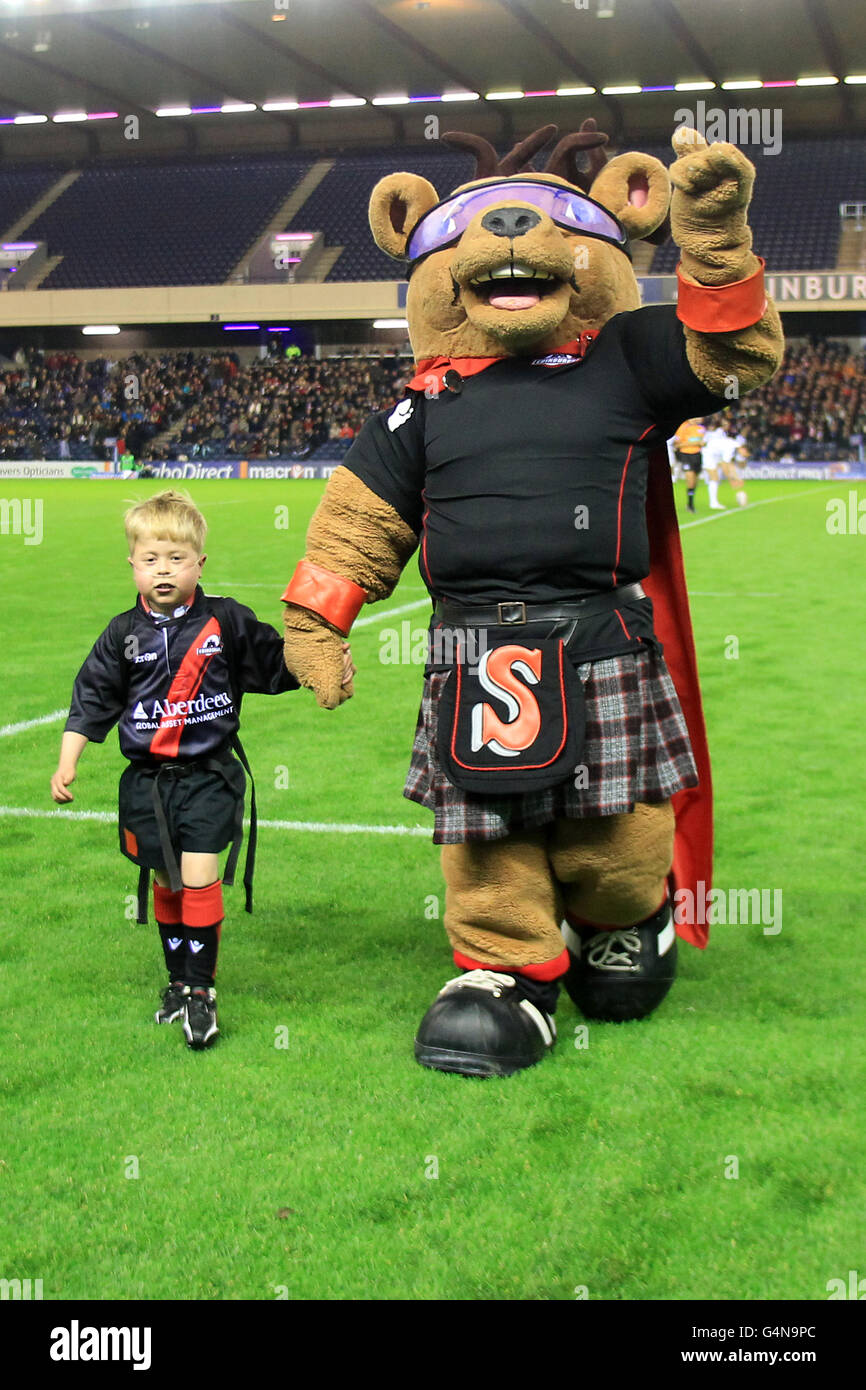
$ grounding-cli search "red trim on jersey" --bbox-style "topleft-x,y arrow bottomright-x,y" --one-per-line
614,608 -> 632,640
453,947 -> 570,981
123,827 -> 138,857
149,615 -> 221,759
612,424 -> 655,586
409,334 -> 598,393
419,493 -> 433,590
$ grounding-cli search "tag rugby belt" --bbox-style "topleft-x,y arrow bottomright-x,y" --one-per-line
433,581 -> 645,627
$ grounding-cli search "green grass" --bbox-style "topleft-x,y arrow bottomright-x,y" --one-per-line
0,477 -> 863,1300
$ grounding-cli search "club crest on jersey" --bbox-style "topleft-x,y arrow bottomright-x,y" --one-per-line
439,636 -> 584,793
531,352 -> 580,367
196,633 -> 222,656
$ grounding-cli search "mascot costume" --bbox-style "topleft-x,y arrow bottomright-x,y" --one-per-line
281,120 -> 784,1077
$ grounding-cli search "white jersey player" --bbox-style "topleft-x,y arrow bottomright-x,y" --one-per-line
703,425 -> 748,508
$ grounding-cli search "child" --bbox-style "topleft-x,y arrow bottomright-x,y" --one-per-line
50,489 -> 354,1049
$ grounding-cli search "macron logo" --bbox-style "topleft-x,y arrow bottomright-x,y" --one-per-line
50,1321 -> 152,1372
196,634 -> 222,656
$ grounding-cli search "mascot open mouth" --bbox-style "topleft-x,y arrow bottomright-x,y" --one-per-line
466,262 -> 565,311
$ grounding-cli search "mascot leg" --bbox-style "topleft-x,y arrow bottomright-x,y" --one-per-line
550,802 -> 678,1022
414,831 -> 567,1078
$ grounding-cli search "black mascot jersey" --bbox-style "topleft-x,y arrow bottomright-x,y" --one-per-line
65,586 -> 298,761
344,305 -> 725,604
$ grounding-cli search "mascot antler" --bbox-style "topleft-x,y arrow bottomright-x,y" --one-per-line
543,117 -> 610,190
441,124 -> 559,178
442,117 -> 670,245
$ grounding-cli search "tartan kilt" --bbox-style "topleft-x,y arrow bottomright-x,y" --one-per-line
404,644 -> 698,844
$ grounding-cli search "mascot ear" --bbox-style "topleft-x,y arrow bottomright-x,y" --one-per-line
369,173 -> 440,259
589,152 -> 671,242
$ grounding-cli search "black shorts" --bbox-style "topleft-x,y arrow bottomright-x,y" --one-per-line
675,450 -> 702,474
118,758 -> 246,871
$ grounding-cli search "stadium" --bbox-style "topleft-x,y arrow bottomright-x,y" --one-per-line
0,0 -> 864,1330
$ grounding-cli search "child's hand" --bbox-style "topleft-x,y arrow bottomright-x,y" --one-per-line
341,641 -> 356,695
50,764 -> 77,804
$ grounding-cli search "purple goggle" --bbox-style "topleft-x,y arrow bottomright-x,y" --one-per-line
405,177 -> 630,268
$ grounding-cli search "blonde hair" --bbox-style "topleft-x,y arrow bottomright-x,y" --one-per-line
124,490 -> 207,554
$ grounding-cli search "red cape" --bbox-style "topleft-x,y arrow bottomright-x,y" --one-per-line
408,342 -> 713,948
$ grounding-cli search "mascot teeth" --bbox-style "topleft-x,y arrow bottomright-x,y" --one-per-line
470,266 -> 555,286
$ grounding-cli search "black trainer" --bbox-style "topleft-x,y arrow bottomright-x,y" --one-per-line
183,986 -> 219,1050
155,982 -> 188,1025
415,969 -> 556,1078
562,900 -> 677,1021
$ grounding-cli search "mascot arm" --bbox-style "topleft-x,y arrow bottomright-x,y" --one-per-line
668,128 -> 784,397
283,464 -> 419,709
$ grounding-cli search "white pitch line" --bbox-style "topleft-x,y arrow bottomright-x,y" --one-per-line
679,484 -> 830,530
0,708 -> 68,738
354,598 -> 430,628
0,805 -> 430,837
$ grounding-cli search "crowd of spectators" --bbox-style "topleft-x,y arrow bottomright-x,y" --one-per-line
0,345 -> 409,462
171,355 -> 408,460
0,347 -> 243,462
0,338 -> 864,464
723,338 -> 866,462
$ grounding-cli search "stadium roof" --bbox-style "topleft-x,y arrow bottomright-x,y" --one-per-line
0,0 -> 864,163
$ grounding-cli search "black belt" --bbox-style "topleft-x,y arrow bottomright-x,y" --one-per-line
433,582 -> 646,627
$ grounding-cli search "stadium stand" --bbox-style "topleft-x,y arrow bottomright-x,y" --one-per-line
0,163 -> 68,240
0,139 -> 862,286
28,154 -> 314,288
282,147 -> 472,280
650,138 -> 866,274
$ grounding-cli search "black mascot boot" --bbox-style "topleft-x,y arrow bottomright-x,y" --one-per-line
562,899 -> 677,1022
414,969 -> 558,1077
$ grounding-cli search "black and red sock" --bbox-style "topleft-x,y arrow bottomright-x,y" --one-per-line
182,881 -> 224,988
154,883 -> 185,982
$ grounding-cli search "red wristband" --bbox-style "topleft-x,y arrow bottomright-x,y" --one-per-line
281,560 -> 366,635
676,257 -> 767,333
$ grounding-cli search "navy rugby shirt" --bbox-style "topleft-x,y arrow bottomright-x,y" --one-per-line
65,585 -> 297,761
343,307 -> 727,624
